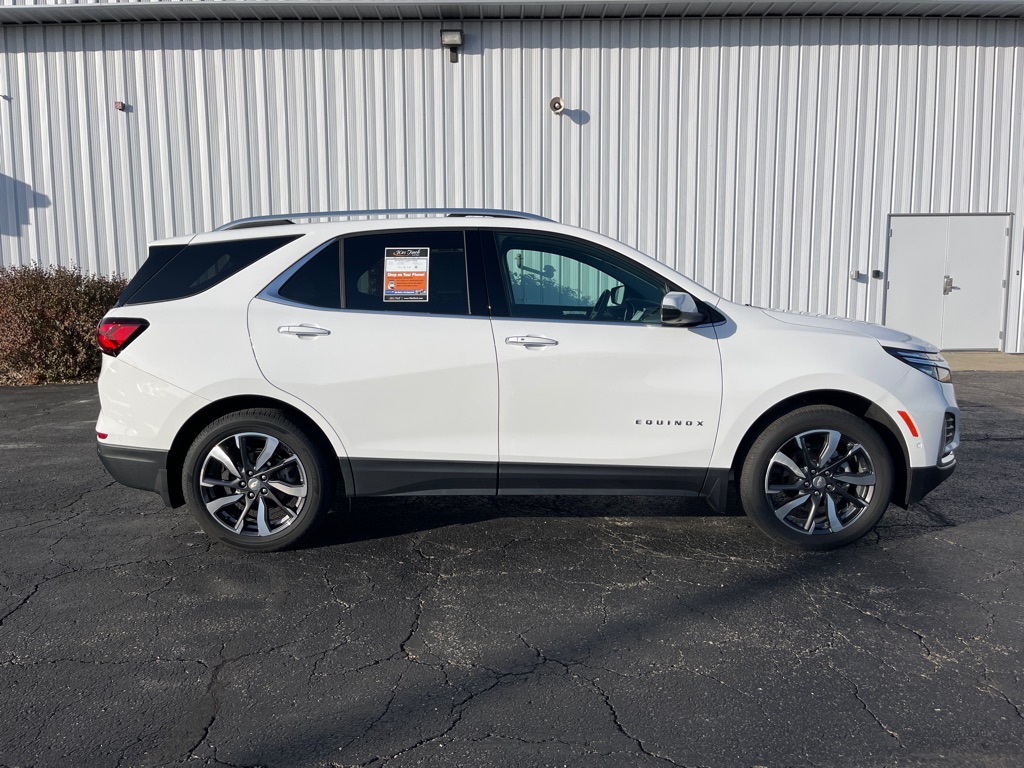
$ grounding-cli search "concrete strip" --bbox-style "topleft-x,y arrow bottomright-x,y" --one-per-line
943,351 -> 1024,372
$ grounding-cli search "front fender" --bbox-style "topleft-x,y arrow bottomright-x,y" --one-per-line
709,371 -> 909,471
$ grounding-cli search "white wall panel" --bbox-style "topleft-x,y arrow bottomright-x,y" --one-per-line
1,17 -> 1023,349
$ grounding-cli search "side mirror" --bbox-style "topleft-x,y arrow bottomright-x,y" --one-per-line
609,284 -> 625,306
661,292 -> 704,326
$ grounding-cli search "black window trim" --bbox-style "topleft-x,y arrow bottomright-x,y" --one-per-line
464,229 -> 492,317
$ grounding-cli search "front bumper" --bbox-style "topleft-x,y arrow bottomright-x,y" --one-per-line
97,442 -> 175,507
905,458 -> 956,506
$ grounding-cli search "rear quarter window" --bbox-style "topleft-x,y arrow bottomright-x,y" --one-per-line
118,235 -> 300,306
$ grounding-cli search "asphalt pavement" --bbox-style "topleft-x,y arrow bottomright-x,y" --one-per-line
1,373 -> 1022,767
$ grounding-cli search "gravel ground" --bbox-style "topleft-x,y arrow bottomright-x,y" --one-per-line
1,372 -> 1022,767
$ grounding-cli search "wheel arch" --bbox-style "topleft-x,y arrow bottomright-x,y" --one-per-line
729,390 -> 911,509
165,394 -> 352,507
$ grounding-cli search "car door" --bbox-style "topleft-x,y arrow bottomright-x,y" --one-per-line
248,228 -> 498,495
484,230 -> 723,494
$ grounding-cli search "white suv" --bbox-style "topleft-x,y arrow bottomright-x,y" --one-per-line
95,209 -> 959,552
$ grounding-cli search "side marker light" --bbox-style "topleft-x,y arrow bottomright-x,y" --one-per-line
897,410 -> 919,438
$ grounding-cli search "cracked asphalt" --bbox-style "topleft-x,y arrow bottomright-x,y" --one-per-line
1,373 -> 1022,767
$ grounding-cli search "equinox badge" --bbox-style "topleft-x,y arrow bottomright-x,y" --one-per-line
636,419 -> 704,427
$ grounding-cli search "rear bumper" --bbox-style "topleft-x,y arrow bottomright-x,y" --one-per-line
97,442 -> 175,507
905,459 -> 956,505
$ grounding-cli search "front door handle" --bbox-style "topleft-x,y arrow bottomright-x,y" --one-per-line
942,275 -> 961,295
505,335 -> 558,347
278,324 -> 331,337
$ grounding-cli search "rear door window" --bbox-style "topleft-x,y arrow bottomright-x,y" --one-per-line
342,230 -> 470,315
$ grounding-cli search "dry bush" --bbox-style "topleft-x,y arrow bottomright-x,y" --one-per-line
0,265 -> 127,385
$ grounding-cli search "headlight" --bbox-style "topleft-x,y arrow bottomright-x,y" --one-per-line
884,347 -> 952,383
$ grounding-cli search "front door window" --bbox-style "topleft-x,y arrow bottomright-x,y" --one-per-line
495,232 -> 669,323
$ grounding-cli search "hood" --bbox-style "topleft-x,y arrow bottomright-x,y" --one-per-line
758,309 -> 939,352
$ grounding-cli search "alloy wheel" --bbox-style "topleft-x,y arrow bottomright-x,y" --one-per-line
763,429 -> 877,535
198,431 -> 308,537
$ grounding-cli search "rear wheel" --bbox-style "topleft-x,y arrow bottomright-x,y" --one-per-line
183,409 -> 334,552
739,406 -> 893,550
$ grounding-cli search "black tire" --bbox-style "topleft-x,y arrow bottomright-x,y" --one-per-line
182,408 -> 335,552
739,405 -> 893,550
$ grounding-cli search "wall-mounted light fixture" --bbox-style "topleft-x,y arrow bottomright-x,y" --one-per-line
440,29 -> 463,63
113,100 -> 126,112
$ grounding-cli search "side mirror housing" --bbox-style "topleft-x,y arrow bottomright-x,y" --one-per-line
661,292 -> 704,326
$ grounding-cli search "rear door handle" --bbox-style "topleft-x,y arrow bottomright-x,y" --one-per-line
278,324 -> 331,337
505,335 -> 558,347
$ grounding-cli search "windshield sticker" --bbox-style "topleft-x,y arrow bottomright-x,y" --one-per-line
383,247 -> 429,302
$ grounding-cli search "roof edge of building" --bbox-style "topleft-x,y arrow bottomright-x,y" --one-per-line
2,1 -> 1024,26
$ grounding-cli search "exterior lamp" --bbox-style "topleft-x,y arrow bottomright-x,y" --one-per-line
440,29 -> 463,63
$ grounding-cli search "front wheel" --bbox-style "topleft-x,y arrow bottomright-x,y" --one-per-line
739,406 -> 893,550
182,408 -> 335,552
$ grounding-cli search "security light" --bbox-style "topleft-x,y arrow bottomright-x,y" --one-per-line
440,29 -> 463,63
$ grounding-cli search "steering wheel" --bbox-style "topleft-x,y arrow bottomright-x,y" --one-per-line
588,289 -> 613,321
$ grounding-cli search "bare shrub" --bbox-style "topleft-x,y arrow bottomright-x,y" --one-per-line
0,265 -> 127,385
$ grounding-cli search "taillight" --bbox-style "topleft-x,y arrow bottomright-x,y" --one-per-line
96,318 -> 149,356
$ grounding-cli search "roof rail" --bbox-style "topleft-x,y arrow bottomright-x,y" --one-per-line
227,218 -> 295,230
215,208 -> 552,231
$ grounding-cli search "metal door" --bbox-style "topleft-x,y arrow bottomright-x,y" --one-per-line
884,215 -> 1010,350
884,217 -> 947,347
941,216 -> 1011,350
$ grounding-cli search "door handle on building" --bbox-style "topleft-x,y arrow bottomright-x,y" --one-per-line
942,276 -> 960,295
505,335 -> 558,347
278,325 -> 331,337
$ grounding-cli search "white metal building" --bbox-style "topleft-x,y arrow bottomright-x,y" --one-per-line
2,1 -> 1023,351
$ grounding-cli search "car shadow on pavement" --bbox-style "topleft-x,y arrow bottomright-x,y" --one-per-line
299,395 -> 1010,551
314,493 -> 727,548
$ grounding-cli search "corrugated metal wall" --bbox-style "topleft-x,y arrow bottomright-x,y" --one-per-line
2,18 -> 1023,349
